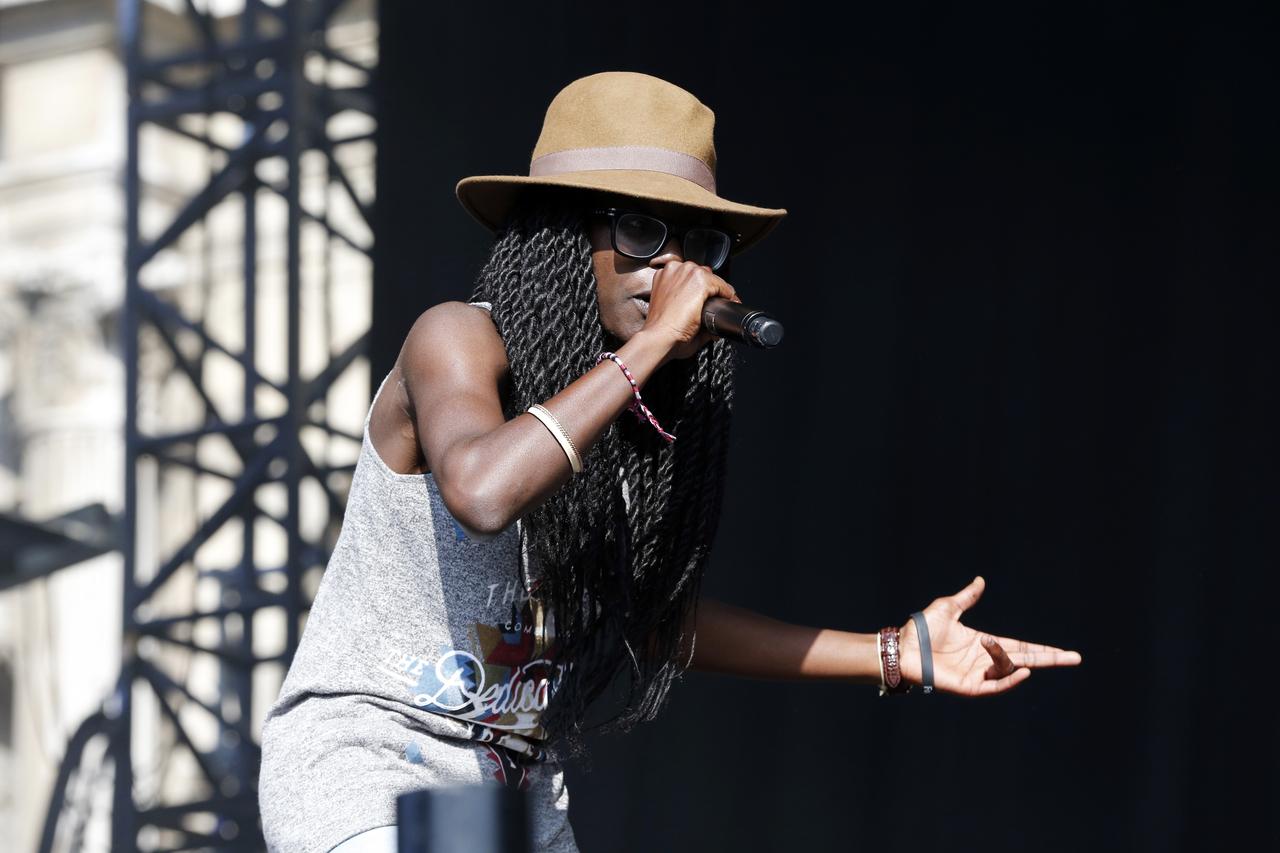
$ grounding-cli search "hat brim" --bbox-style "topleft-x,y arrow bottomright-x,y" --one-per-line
456,169 -> 787,258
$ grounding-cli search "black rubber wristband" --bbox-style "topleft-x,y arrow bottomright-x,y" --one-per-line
910,611 -> 934,694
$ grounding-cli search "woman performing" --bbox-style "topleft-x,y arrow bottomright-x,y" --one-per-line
258,71 -> 1082,853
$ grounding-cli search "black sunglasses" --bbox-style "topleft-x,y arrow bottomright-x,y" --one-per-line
591,207 -> 739,271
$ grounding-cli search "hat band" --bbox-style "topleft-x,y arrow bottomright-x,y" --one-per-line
528,145 -> 717,194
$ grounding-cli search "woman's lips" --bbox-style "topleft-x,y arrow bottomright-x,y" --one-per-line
632,296 -> 649,316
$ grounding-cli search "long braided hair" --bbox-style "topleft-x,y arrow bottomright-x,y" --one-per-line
466,188 -> 737,764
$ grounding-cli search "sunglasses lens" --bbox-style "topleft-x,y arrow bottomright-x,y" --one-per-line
684,228 -> 732,270
615,213 -> 666,258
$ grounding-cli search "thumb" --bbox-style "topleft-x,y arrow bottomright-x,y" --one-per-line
952,575 -> 986,613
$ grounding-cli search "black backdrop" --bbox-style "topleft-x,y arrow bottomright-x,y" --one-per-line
373,4 -> 1277,851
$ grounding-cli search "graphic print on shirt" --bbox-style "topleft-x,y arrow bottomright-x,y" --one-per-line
377,585 -> 569,741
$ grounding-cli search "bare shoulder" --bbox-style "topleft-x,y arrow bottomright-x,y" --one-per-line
401,301 -> 508,382
391,302 -> 511,527
399,298 -> 509,409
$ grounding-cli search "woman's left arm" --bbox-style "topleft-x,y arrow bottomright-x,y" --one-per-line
679,597 -> 884,685
680,578 -> 1082,696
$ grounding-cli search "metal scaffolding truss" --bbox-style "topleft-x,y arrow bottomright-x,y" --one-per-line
40,1 -> 376,849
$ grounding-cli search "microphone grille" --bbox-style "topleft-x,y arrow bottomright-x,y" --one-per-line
747,317 -> 784,348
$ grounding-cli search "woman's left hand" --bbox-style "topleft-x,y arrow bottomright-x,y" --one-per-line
897,576 -> 1082,696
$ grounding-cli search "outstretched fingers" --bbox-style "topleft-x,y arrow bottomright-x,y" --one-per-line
989,634 -> 1083,667
1007,649 -> 1082,668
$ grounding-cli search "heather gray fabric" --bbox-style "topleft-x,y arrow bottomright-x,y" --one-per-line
329,826 -> 397,852
259,302 -> 579,852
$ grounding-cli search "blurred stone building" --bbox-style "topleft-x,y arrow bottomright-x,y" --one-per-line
0,0 -> 375,848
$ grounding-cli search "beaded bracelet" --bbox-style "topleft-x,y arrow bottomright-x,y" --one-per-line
877,625 -> 912,696
595,351 -> 676,442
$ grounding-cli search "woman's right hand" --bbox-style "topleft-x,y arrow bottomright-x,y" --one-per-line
644,260 -> 741,364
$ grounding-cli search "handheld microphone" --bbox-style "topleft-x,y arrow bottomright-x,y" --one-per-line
702,296 -> 784,348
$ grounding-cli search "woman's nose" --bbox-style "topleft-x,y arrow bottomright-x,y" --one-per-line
648,232 -> 684,266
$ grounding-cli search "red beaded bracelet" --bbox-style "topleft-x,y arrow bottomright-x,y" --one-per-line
596,351 -> 676,442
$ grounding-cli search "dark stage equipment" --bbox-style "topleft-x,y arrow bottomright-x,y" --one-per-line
397,786 -> 530,853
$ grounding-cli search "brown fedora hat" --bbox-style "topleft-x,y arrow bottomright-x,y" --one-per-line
456,71 -> 787,257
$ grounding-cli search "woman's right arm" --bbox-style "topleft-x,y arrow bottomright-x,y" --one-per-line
400,260 -> 737,538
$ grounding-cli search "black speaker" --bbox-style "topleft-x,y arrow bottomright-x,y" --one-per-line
396,784 -> 530,853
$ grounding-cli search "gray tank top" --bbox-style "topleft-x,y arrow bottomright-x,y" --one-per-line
261,301 -> 565,762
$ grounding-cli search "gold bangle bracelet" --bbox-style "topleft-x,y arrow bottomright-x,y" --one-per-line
526,403 -> 583,475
